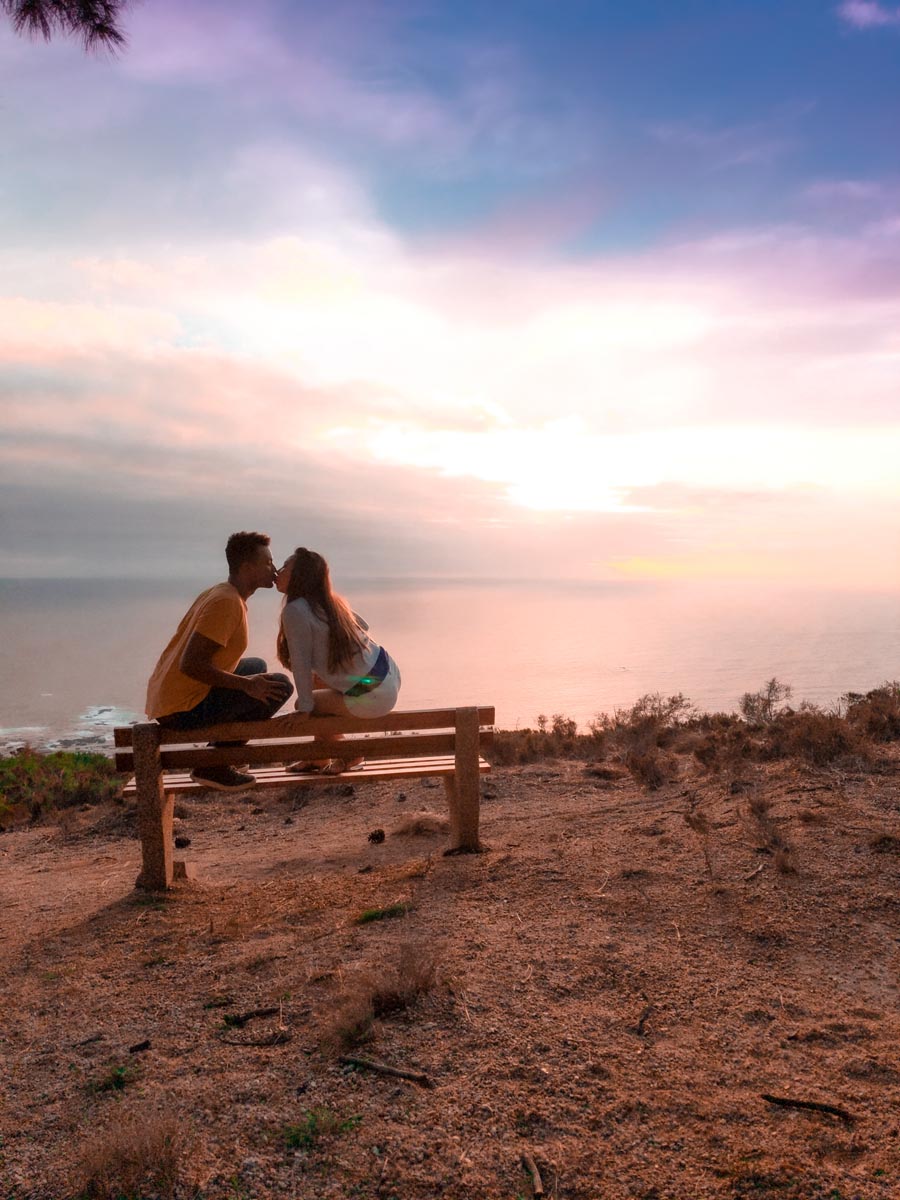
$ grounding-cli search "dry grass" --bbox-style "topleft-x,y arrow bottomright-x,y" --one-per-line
391,812 -> 449,836
73,1110 -> 193,1200
625,747 -> 678,790
844,681 -> 900,742
683,801 -> 715,877
370,940 -> 439,1017
5,745 -> 900,1199
798,807 -> 827,825
741,789 -> 796,873
765,708 -> 870,767
320,940 -> 440,1052
492,713 -> 605,765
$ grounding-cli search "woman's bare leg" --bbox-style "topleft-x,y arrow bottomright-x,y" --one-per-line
311,688 -> 352,717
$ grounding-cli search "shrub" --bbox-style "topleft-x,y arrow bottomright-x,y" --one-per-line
693,724 -> 753,774
845,682 -> 900,743
0,748 -> 120,821
74,1111 -> 191,1200
624,748 -> 676,790
594,693 -> 694,763
766,709 -> 869,767
739,678 -> 791,726
492,715 -> 606,765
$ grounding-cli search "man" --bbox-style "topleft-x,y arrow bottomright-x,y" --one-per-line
146,531 -> 293,791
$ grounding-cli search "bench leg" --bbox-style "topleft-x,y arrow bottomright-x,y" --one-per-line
132,723 -> 174,891
446,707 -> 481,853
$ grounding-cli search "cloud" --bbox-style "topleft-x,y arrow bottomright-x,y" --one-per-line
804,179 -> 885,203
648,119 -> 790,169
2,48 -> 900,590
837,2 -> 900,28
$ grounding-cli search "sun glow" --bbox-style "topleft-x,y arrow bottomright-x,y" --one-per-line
346,419 -> 900,514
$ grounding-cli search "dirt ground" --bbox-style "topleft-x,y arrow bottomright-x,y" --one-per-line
1,751 -> 899,1200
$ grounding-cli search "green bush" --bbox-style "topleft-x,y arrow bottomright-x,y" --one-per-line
0,748 -> 120,821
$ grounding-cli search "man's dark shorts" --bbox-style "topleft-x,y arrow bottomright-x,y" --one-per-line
157,658 -> 293,731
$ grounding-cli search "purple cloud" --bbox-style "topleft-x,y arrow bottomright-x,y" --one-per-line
838,1 -> 900,28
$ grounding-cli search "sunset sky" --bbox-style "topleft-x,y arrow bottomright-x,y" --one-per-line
2,0 -> 899,586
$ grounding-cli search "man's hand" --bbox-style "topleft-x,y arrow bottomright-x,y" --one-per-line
241,673 -> 289,703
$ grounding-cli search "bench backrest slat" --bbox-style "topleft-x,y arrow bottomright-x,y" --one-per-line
113,705 -> 495,750
113,708 -> 495,772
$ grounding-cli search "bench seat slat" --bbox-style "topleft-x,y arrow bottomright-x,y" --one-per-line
122,754 -> 491,797
114,705 -> 495,749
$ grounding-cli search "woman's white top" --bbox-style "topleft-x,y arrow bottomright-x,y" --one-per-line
281,598 -> 382,713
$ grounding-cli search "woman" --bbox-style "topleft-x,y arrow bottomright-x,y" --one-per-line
275,547 -> 401,774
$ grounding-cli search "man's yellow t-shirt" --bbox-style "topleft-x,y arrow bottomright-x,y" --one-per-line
145,583 -> 248,719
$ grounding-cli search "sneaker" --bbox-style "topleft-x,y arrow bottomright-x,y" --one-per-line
190,765 -> 256,791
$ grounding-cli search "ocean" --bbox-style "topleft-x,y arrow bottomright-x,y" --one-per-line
1,577 -> 897,753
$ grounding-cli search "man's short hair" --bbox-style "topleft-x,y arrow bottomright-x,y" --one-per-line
226,531 -> 270,573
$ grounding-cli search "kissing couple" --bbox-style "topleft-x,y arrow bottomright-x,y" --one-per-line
143,531 -> 401,790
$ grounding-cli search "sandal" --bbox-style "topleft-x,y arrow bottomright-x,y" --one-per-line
285,760 -> 332,775
322,756 -> 366,776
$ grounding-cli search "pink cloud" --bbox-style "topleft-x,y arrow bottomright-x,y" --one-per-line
838,1 -> 900,28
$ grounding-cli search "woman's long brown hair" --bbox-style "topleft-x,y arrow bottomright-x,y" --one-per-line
277,548 -> 366,674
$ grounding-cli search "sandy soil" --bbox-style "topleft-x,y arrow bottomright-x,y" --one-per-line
1,752 -> 899,1199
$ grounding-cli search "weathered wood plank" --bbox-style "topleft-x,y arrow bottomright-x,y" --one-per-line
132,723 -> 173,891
123,755 -> 491,796
115,727 -> 493,773
113,705 -> 495,749
449,706 -> 482,852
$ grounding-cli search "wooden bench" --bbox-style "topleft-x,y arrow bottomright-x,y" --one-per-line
114,705 -> 494,891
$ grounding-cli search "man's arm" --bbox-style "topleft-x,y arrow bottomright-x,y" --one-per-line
180,633 -> 285,704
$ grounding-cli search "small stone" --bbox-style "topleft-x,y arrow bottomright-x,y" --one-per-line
174,835 -> 191,849
368,829 -> 386,844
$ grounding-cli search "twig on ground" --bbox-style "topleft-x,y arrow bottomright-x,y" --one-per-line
761,1093 -> 855,1123
636,1003 -> 653,1036
339,1054 -> 433,1087
593,869 -> 611,898
221,1030 -> 292,1047
744,862 -> 765,882
221,1006 -> 281,1028
521,1151 -> 544,1197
